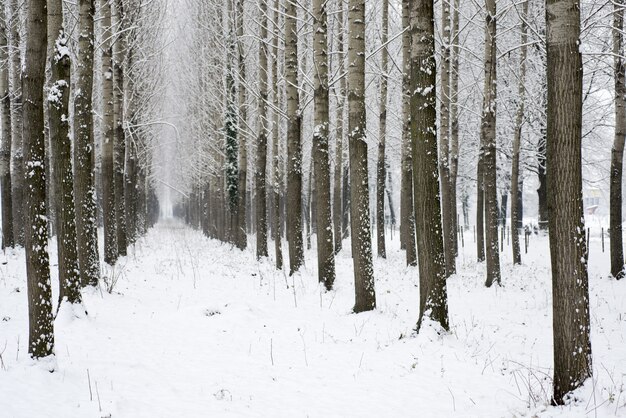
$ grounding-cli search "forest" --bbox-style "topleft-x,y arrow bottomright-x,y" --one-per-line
0,0 -> 625,416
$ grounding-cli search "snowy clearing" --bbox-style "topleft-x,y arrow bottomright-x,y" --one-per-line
0,220 -> 625,417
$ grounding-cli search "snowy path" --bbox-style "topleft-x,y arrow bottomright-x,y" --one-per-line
0,220 -> 625,417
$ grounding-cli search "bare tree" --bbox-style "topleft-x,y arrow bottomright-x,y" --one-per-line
610,0 -> 626,279
74,0 -> 101,286
235,0 -> 248,250
411,0 -> 449,331
24,0 -> 53,358
0,3 -> 13,249
481,0 -> 500,287
376,0 -> 389,259
348,0 -> 375,312
271,0 -> 283,269
285,0 -> 304,275
333,3 -> 345,255
546,0 -> 592,403
256,0 -> 269,259
113,0 -> 127,256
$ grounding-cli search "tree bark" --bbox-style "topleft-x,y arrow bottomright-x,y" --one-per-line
348,0 -> 375,312
510,0 -> 529,266
48,0 -> 82,305
401,0 -> 417,266
376,0 -> 389,259
272,0 -> 283,270
101,0 -> 117,265
285,0 -> 304,275
24,0 -> 54,358
449,0 -> 460,256
113,0 -> 127,256
476,152 -> 485,262
74,0 -> 101,286
0,4 -> 13,249
546,0 -> 592,403
439,0 -> 455,276
481,0 -> 500,287
256,0 -> 269,259
333,4 -> 345,255
312,0 -> 336,288
610,0 -> 625,279
9,0 -> 24,247
411,0 -> 449,331
235,0 -> 247,250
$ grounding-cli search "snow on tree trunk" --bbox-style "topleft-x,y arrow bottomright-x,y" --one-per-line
0,4 -> 14,249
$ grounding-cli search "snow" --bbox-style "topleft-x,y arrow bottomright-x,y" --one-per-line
0,219 -> 625,417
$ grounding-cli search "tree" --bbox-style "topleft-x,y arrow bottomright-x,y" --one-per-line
235,0 -> 248,250
610,0 -> 625,280
9,0 -> 24,247
376,0 -> 389,259
348,0 -> 375,312
546,0 -> 592,403
411,0 -> 449,331
0,2 -> 13,249
24,0 -> 53,358
510,0 -> 529,266
271,0 -> 283,269
401,0 -> 417,266
285,0 -> 304,275
256,0 -> 269,259
333,3 -> 345,255
113,0 -> 128,256
74,0 -> 101,286
312,0 -> 336,288
48,0 -> 82,305
481,0 -> 501,287
102,0 -> 117,265
439,0 -> 455,275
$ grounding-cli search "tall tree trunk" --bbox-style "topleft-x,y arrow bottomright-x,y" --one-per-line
24,0 -> 53,358
401,0 -> 417,266
0,4 -> 13,249
225,0 -> 239,245
481,0 -> 500,287
546,0 -> 592,403
411,0 -> 449,331
439,0 -> 455,276
510,0 -> 529,266
101,0 -> 117,265
9,0 -> 24,247
476,152 -> 485,261
272,0 -> 283,269
48,0 -> 82,305
235,0 -> 247,250
333,4 -> 345,255
256,0 -> 269,259
376,0 -> 389,259
74,0 -> 100,286
285,0 -> 304,275
449,0 -> 460,255
312,0 -> 335,288
348,0 -> 375,312
610,0 -> 625,280
113,0 -> 127,256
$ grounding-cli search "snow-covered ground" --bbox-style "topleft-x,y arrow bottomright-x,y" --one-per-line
0,220 -> 624,417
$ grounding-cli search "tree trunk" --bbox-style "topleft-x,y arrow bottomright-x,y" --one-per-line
235,0 -> 247,250
312,0 -> 336,288
376,0 -> 389,259
510,0 -> 529,266
9,0 -> 24,247
285,0 -> 304,275
411,0 -> 449,331
74,0 -> 100,286
256,0 -> 269,259
101,0 -> 117,265
439,0 -> 455,276
449,0 -> 460,256
333,4 -> 345,255
113,0 -> 127,256
546,0 -> 592,403
225,0 -> 238,245
610,0 -> 625,279
481,0 -> 500,287
401,0 -> 417,266
272,0 -> 283,269
537,137 -> 548,230
24,0 -> 54,358
48,0 -> 82,306
476,152 -> 485,262
348,0 -> 375,312
0,4 -> 13,249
